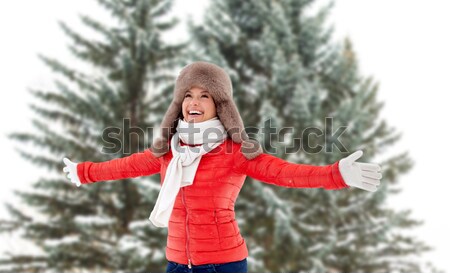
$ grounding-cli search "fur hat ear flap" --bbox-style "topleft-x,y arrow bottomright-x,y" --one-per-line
150,136 -> 170,157
215,100 -> 245,143
216,98 -> 263,160
150,100 -> 181,157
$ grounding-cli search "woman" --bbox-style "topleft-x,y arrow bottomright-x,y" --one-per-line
63,61 -> 382,273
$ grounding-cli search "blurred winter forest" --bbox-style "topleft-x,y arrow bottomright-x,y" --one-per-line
0,0 -> 448,272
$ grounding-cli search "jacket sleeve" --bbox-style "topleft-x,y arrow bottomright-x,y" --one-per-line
77,149 -> 161,184
234,152 -> 348,190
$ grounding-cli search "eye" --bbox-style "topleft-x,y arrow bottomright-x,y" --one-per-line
184,94 -> 192,98
201,95 -> 209,98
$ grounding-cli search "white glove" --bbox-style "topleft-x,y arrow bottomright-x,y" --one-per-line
63,158 -> 81,187
339,150 -> 382,192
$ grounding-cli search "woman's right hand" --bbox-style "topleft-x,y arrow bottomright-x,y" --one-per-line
63,158 -> 81,187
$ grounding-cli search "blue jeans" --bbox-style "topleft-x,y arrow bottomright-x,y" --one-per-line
165,258 -> 247,273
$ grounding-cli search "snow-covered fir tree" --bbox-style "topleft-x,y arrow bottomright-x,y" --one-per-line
0,0 -> 441,272
184,0 -> 434,272
0,0 -> 186,272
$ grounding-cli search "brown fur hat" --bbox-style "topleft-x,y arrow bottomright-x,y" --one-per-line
150,61 -> 263,160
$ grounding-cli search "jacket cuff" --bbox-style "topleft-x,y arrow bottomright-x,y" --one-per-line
330,161 -> 349,190
77,162 -> 92,184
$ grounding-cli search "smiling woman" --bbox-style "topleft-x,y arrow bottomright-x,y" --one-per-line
62,61 -> 382,272
182,87 -> 217,123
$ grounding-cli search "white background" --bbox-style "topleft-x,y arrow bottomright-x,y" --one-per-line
0,0 -> 448,271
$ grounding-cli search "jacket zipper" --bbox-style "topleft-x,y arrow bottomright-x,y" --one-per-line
181,187 -> 192,269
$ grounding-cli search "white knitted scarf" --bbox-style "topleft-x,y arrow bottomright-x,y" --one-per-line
149,117 -> 228,227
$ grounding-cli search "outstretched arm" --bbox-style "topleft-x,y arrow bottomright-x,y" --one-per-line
62,149 -> 161,186
234,150 -> 381,191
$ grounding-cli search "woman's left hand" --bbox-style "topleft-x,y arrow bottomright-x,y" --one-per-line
339,150 -> 382,192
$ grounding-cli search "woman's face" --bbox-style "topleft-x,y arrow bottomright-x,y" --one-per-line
182,87 -> 217,123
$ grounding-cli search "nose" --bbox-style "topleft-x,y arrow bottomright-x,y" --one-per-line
189,98 -> 199,106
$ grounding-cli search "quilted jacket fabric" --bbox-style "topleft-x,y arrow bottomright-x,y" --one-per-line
77,138 -> 348,266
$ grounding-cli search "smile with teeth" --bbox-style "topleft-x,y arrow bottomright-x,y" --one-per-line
189,110 -> 203,115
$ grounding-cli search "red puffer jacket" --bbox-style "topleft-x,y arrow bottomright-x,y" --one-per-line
77,138 -> 348,266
